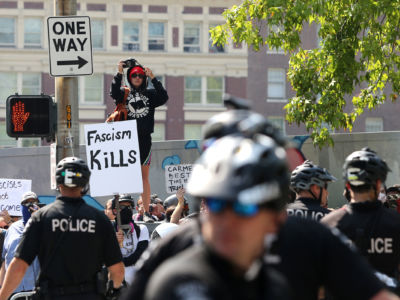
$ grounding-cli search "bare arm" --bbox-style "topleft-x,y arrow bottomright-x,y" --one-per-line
0,261 -> 5,287
108,261 -> 125,289
370,290 -> 400,300
170,189 -> 185,224
0,258 -> 29,300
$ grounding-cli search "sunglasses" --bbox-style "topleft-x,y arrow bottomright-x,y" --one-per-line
205,198 -> 259,217
119,204 -> 133,210
131,73 -> 145,79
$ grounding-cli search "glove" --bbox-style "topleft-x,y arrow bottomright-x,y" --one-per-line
106,281 -> 124,300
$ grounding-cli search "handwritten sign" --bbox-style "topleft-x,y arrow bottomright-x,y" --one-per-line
0,179 -> 32,216
84,120 -> 142,197
165,164 -> 193,194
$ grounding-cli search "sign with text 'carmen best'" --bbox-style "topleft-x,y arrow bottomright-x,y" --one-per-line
47,16 -> 93,77
84,120 -> 142,197
165,164 -> 193,194
0,179 -> 32,216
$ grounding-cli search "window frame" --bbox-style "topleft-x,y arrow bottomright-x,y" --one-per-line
0,17 -> 16,47
148,22 -> 166,52
123,20 -> 141,52
365,117 -> 384,132
24,17 -> 42,48
183,23 -> 201,53
267,68 -> 286,101
0,72 -> 41,104
79,74 -> 104,104
91,19 -> 105,50
184,76 -> 224,106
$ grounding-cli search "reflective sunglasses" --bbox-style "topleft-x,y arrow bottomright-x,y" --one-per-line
131,73 -> 145,79
205,198 -> 259,217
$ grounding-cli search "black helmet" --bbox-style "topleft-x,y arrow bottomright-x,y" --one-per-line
202,109 -> 287,149
163,194 -> 188,209
343,147 -> 390,186
187,134 -> 289,210
290,160 -> 336,191
111,194 -> 134,209
55,157 -> 90,188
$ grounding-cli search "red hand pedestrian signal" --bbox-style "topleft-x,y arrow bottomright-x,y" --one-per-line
12,101 -> 30,132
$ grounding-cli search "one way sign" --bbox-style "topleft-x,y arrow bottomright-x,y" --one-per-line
47,16 -> 93,77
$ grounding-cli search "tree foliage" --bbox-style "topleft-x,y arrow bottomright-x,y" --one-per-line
210,0 -> 400,147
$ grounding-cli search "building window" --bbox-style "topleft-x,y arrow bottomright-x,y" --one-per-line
185,76 -> 224,105
0,18 -> 15,46
184,124 -> 202,140
0,72 -> 17,103
184,23 -> 200,53
0,123 -> 17,148
267,68 -> 286,100
22,73 -> 41,95
0,72 -> 41,103
209,25 -> 224,53
147,75 -> 164,89
184,76 -> 202,104
153,123 -> 165,141
24,18 -> 42,48
206,77 -> 224,104
91,20 -> 105,50
365,118 -> 383,132
268,116 -> 286,134
123,21 -> 140,51
79,74 -> 103,104
148,22 -> 165,51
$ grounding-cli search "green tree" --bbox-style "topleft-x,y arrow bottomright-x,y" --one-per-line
211,0 -> 400,147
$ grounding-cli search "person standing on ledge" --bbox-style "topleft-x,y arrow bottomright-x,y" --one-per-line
110,58 -> 169,223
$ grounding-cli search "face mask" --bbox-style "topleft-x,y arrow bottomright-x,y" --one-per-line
21,203 -> 39,225
120,207 -> 133,225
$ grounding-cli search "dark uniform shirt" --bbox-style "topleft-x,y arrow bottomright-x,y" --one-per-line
15,196 -> 122,288
321,201 -> 400,279
268,216 -> 384,300
123,217 -> 383,300
287,197 -> 330,221
144,243 -> 292,300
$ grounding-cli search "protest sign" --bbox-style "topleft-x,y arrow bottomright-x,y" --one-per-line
84,120 -> 142,197
0,179 -> 32,216
165,164 -> 193,193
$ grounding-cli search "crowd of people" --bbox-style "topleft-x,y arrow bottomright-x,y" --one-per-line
0,58 -> 400,299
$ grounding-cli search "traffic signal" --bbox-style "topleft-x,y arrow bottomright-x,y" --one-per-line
6,94 -> 56,138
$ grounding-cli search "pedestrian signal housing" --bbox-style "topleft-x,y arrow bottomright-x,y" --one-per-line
6,94 -> 56,138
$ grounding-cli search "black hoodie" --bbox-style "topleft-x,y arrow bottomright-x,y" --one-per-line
110,67 -> 169,137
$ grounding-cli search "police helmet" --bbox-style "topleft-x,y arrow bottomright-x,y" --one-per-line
111,194 -> 134,209
201,109 -> 287,149
55,157 -> 90,188
290,160 -> 336,191
343,147 -> 390,186
187,134 -> 290,210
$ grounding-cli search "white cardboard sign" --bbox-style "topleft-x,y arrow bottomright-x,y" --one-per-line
84,120 -> 142,197
0,179 -> 32,216
165,164 -> 193,194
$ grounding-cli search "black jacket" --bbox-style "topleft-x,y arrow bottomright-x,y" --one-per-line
110,72 -> 168,136
144,243 -> 292,300
287,197 -> 331,221
321,201 -> 400,279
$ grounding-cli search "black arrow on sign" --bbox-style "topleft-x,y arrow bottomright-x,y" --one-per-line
57,56 -> 88,69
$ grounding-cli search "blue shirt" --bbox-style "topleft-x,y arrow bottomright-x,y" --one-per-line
2,219 -> 40,292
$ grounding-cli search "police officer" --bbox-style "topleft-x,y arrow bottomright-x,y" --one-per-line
0,157 -> 125,300
122,108 -> 398,300
144,135 -> 292,300
287,160 -> 336,221
322,148 -> 400,292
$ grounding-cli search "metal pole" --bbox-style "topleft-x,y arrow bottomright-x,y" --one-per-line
54,0 -> 80,162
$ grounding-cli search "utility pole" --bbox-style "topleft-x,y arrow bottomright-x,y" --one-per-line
54,0 -> 79,162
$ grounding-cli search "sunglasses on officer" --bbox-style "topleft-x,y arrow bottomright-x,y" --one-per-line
205,198 -> 260,217
131,73 -> 145,79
